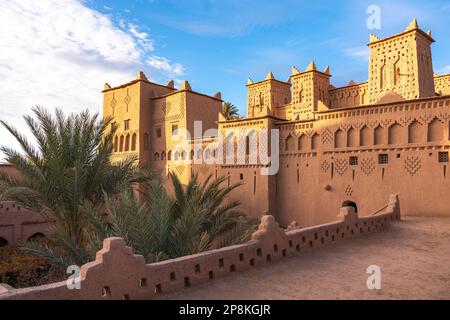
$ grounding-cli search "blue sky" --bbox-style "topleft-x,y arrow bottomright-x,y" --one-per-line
1,0 -> 450,158
87,0 -> 450,114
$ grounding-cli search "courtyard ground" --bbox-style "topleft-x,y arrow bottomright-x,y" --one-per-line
162,216 -> 450,300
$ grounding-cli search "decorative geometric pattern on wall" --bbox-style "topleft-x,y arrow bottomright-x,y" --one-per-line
124,91 -> 131,107
417,114 -> 433,125
321,128 -> 332,144
175,165 -> 185,176
321,160 -> 330,173
345,184 -> 353,196
110,96 -> 117,109
381,119 -> 393,128
335,158 -> 348,176
404,156 -> 421,176
366,120 -> 378,129
399,116 -> 412,126
361,158 -> 375,176
199,166 -> 209,176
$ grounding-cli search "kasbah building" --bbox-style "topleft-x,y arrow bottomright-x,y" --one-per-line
2,19 -> 450,247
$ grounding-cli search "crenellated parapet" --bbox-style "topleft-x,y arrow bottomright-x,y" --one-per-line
0,195 -> 400,300
434,73 -> 450,96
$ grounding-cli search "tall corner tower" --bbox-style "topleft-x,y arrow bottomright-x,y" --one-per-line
367,18 -> 435,104
290,62 -> 331,121
246,72 -> 291,118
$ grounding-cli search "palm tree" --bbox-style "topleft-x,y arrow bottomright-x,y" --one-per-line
87,172 -> 257,262
221,102 -> 240,120
0,107 -> 149,268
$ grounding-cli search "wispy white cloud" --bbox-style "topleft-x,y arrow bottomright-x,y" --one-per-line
147,56 -> 185,77
0,0 -> 185,160
128,23 -> 154,51
341,46 -> 370,61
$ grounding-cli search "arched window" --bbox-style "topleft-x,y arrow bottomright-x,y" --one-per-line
428,118 -> 443,142
285,135 -> 294,151
374,125 -> 384,145
119,135 -> 124,152
167,150 -> 172,160
125,134 -> 130,151
259,92 -> 264,106
181,151 -> 186,160
174,151 -> 179,161
360,126 -> 370,146
113,136 -> 118,152
311,133 -> 319,150
161,151 -> 166,160
226,133 -> 236,163
388,123 -> 403,145
197,149 -> 202,160
245,131 -> 257,158
334,129 -> 345,148
154,152 -> 159,161
190,150 -> 194,160
205,149 -> 210,159
131,133 -> 137,151
347,127 -> 357,147
298,135 -> 307,150
408,120 -> 423,143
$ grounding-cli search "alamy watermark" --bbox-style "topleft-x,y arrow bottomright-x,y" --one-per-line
366,264 -> 381,290
168,121 -> 280,175
66,265 -> 81,290
366,5 -> 381,30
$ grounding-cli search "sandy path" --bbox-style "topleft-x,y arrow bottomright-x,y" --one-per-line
162,217 -> 450,300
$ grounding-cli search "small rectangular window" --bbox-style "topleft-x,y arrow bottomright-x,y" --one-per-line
156,128 -> 162,138
171,124 -> 178,136
439,152 -> 449,163
349,156 -> 358,166
124,119 -> 130,131
378,154 -> 389,164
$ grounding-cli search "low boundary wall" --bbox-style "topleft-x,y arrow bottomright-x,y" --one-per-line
0,201 -> 50,246
0,194 -> 401,300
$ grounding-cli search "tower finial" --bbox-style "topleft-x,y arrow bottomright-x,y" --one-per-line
247,77 -> 254,85
265,71 -> 275,80
323,65 -> 330,74
291,66 -> 300,75
305,60 -> 317,72
136,71 -> 148,81
405,18 -> 419,31
369,34 -> 380,43
166,80 -> 174,88
179,80 -> 191,91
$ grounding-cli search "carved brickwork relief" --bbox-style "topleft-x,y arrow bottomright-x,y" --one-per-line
361,158 -> 375,176
404,156 -> 421,176
335,158 -> 348,176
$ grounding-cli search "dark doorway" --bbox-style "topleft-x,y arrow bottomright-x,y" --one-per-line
0,237 -> 8,247
27,233 -> 45,242
342,200 -> 358,213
